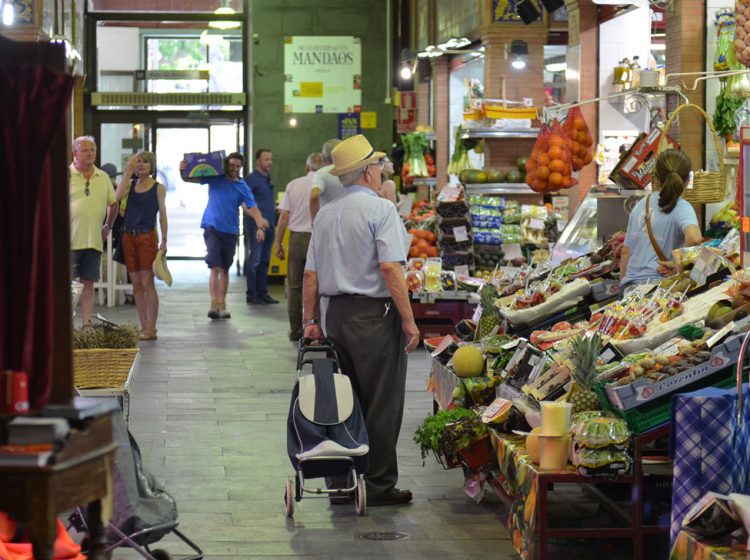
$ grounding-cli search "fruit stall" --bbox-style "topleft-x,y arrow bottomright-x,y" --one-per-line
411,214 -> 744,558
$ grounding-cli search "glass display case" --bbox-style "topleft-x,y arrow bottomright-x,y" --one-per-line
551,196 -> 600,264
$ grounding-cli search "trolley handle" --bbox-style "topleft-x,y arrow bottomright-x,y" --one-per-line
296,338 -> 339,370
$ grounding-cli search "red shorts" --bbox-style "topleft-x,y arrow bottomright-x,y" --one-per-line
123,230 -> 158,273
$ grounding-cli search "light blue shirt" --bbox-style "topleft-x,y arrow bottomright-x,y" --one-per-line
306,185 -> 408,297
621,195 -> 698,288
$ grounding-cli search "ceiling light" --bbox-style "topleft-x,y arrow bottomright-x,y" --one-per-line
208,6 -> 241,30
545,62 -> 567,72
541,0 -> 566,12
2,1 -> 14,26
511,59 -> 527,70
289,117 -> 298,127
400,63 -> 413,80
516,0 -> 541,24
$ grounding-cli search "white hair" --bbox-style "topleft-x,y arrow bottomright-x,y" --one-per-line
322,138 -> 341,162
73,135 -> 97,152
338,168 -> 365,187
306,152 -> 325,172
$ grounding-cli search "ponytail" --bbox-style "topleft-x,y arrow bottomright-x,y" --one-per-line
657,171 -> 683,213
654,149 -> 691,214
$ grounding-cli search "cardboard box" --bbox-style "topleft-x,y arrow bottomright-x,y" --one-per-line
183,150 -> 226,178
609,128 -> 679,189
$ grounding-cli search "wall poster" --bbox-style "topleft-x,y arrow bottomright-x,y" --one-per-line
284,36 -> 362,114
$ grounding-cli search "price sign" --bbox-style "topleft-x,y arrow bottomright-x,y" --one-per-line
454,264 -> 470,278
529,218 -> 545,230
453,226 -> 469,242
472,304 -> 483,323
689,247 -> 723,287
557,221 -> 567,232
504,243 -> 523,260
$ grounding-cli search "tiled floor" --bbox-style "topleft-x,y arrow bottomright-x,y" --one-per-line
90,262 -> 663,560
93,262 -> 514,560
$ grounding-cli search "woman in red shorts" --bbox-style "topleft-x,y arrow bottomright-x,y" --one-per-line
115,151 -> 168,340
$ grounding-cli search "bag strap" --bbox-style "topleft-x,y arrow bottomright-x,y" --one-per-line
644,194 -> 668,261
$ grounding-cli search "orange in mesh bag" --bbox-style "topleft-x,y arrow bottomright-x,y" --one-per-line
562,106 -> 594,171
525,118 -> 578,194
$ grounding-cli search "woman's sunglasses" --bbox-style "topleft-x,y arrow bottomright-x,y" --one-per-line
85,180 -> 90,196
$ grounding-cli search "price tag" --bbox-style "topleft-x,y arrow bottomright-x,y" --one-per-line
454,264 -> 470,277
523,97 -> 534,107
529,218 -> 545,230
472,304 -> 483,323
504,243 -> 523,260
689,247 -> 723,287
453,225 -> 469,242
557,221 -> 567,232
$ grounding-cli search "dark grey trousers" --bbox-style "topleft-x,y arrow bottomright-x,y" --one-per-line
287,231 -> 311,338
326,295 -> 407,497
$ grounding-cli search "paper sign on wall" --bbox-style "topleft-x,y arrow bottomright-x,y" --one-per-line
284,36 -> 362,114
360,112 -> 377,129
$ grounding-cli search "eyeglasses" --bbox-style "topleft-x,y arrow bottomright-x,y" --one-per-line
85,180 -> 90,196
364,158 -> 386,174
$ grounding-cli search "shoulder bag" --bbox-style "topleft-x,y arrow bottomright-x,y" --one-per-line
644,194 -> 668,261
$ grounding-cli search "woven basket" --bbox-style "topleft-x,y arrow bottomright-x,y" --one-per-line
653,103 -> 726,204
73,348 -> 138,389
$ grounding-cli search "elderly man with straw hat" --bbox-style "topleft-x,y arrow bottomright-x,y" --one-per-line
302,134 -> 420,507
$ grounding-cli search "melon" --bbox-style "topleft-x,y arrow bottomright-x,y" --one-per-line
516,156 -> 529,173
486,168 -> 507,183
526,427 -> 542,464
506,169 -> 523,184
451,345 -> 485,378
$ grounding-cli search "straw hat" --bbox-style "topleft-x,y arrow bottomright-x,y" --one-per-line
152,250 -> 173,287
329,134 -> 385,177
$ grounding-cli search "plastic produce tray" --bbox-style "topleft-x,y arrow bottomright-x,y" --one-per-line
596,368 -> 736,435
604,334 -> 742,411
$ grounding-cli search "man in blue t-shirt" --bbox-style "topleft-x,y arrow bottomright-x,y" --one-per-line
180,152 -> 269,320
244,148 -> 278,305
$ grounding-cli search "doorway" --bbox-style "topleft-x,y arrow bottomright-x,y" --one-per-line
96,116 -> 244,259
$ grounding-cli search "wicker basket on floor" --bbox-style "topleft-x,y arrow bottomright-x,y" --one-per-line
653,103 -> 726,204
73,348 -> 138,389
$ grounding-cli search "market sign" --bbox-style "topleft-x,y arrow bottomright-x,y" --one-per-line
284,36 -> 362,114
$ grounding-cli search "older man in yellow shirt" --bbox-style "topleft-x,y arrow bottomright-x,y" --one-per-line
69,136 -> 118,325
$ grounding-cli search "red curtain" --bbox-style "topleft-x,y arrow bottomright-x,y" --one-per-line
0,65 -> 74,409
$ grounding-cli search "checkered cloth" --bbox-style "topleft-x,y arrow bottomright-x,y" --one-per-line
732,385 -> 750,495
670,386 -> 738,547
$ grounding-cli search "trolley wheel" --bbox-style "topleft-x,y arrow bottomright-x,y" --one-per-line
284,479 -> 295,518
354,477 -> 367,516
150,550 -> 171,560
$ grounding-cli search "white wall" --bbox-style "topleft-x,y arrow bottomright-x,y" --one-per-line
598,6 -> 653,137
449,57 -> 484,173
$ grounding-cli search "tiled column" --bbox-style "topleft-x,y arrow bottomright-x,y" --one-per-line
433,56 -> 450,193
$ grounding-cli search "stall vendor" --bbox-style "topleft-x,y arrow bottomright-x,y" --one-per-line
620,149 -> 702,292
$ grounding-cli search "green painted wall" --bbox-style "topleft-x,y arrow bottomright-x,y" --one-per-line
251,0 -> 392,194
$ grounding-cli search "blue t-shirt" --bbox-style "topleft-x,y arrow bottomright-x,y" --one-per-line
621,195 -> 698,287
246,170 -> 275,221
200,176 -> 257,235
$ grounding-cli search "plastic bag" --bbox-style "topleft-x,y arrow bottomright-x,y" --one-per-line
525,118 -> 578,194
682,492 -> 742,538
562,106 -> 594,171
714,10 -> 735,71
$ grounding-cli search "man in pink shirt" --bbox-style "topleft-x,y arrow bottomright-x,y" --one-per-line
274,152 -> 324,341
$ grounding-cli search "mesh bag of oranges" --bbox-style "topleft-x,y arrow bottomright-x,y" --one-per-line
525,118 -> 578,194
562,107 -> 594,171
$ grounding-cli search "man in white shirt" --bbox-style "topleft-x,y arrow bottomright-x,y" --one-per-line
309,138 -> 343,220
275,152 -> 325,340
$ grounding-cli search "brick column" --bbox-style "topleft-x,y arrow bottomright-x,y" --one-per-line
567,0 -> 598,211
433,57 -> 450,195
665,0 -> 706,169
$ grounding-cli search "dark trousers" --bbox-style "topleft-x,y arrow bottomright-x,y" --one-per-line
245,221 -> 274,299
287,231 -> 311,337
326,295 -> 407,497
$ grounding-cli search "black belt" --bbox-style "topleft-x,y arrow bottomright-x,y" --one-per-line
124,228 -> 154,236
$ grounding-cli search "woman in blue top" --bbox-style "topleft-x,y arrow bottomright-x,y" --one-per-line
116,151 -> 168,341
620,149 -> 703,292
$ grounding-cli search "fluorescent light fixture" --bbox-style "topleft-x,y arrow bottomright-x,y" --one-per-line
511,59 -> 527,70
2,2 -> 14,26
208,6 -> 241,30
545,62 -> 567,73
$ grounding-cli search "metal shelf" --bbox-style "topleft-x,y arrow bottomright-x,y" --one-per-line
460,128 -> 540,140
589,185 -> 648,197
464,183 -> 538,195
412,177 -> 437,186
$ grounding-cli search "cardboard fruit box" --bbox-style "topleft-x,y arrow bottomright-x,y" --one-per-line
609,128 -> 679,189
183,150 -> 226,178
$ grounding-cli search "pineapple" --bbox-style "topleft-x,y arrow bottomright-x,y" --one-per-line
474,284 -> 499,341
569,333 -> 602,414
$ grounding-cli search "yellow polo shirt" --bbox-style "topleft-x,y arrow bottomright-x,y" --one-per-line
69,164 -> 116,252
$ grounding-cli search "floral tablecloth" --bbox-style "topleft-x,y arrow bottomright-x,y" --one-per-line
670,530 -> 750,560
491,432 -> 578,560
